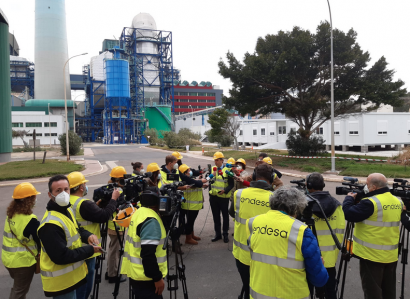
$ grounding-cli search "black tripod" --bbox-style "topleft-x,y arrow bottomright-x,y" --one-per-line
112,218 -> 127,299
398,222 -> 409,299
335,221 -> 354,299
90,221 -> 109,299
162,207 -> 189,299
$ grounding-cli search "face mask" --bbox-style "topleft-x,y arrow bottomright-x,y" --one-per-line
140,169 -> 145,174
189,171 -> 193,177
364,184 -> 369,194
236,165 -> 242,170
83,185 -> 88,196
173,163 -> 178,170
52,191 -> 70,207
157,173 -> 162,180
258,158 -> 263,161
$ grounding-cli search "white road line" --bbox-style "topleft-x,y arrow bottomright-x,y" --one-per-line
106,161 -> 118,169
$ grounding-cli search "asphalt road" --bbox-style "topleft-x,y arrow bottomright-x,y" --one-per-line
0,145 -> 409,298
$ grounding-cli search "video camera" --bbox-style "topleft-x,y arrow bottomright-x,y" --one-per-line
391,178 -> 410,210
290,179 -> 306,192
159,177 -> 186,217
335,177 -> 365,202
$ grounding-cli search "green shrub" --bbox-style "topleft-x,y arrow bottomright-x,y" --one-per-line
162,131 -> 185,148
178,128 -> 201,141
144,128 -> 160,145
286,131 -> 326,156
59,131 -> 83,155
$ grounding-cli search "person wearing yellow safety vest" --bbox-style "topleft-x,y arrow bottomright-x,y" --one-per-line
159,155 -> 187,190
37,175 -> 102,298
262,157 -> 284,190
131,161 -> 144,176
209,151 -> 234,243
173,151 -> 202,177
228,164 -> 273,299
179,164 -> 208,245
306,172 -> 345,299
121,191 -> 168,298
105,166 -> 128,284
246,185 -> 329,299
67,172 -> 120,296
2,183 -> 41,299
343,173 -> 403,299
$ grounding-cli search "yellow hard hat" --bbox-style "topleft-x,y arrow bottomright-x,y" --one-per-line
263,157 -> 272,165
67,171 -> 89,189
147,163 -> 160,173
110,166 -> 127,178
227,157 -> 236,164
213,151 -> 224,160
172,151 -> 183,160
179,164 -> 190,174
113,205 -> 136,228
236,158 -> 246,166
12,183 -> 41,199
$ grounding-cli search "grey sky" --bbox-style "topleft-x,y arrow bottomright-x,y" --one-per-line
3,0 -> 409,99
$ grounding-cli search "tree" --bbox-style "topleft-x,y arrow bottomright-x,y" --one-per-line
178,128 -> 201,141
12,130 -> 30,148
219,21 -> 407,140
144,128 -> 160,145
59,131 -> 83,155
207,108 -> 239,148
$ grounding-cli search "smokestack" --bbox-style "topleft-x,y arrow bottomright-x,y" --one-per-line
35,0 -> 71,99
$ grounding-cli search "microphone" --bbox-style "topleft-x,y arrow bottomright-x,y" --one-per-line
225,170 -> 235,178
207,174 -> 214,181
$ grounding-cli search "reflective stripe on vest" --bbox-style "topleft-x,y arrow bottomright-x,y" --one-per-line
41,261 -> 84,278
71,197 -> 93,227
316,228 -> 345,235
235,190 -> 247,224
40,210 -> 80,247
250,287 -> 309,299
353,194 -> 402,263
123,251 -> 167,265
2,244 -> 36,252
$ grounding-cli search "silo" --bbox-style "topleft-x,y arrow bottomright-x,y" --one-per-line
131,13 -> 160,103
0,9 -> 12,162
34,0 -> 71,100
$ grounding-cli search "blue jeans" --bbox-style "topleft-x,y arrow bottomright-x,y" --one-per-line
53,290 -> 76,299
75,258 -> 96,299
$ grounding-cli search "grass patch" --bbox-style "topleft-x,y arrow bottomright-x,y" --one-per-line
0,160 -> 83,181
13,147 -> 45,153
75,149 -> 84,156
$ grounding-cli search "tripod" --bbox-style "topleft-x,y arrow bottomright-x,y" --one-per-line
163,207 -> 189,299
335,221 -> 354,299
398,222 -> 409,299
112,218 -> 127,299
90,221 -> 109,299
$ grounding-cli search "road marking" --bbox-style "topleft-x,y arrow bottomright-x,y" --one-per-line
106,161 -> 118,169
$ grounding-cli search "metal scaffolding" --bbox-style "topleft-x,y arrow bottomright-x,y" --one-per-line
10,59 -> 34,99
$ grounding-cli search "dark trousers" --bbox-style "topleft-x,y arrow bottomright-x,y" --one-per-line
324,267 -> 337,299
359,259 -> 397,299
209,195 -> 229,236
235,259 -> 250,299
6,264 -> 36,299
131,280 -> 163,299
183,210 -> 199,235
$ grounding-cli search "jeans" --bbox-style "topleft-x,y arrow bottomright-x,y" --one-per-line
76,258 -> 96,299
209,195 -> 230,236
235,259 -> 250,299
53,290 -> 76,299
359,259 -> 397,299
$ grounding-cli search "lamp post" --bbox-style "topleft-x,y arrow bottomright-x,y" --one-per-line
327,0 -> 336,172
63,53 -> 87,161
48,103 -> 51,148
188,105 -> 193,131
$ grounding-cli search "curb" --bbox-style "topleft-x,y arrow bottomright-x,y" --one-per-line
0,160 -> 107,187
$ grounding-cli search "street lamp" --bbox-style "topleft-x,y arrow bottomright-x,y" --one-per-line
63,53 -> 87,161
327,0 -> 336,172
48,103 -> 51,148
188,105 -> 193,131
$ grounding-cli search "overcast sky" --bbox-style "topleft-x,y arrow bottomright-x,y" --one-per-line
2,0 -> 409,99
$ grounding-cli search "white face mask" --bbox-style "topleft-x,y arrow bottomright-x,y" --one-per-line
140,169 -> 145,174
52,191 -> 70,207
237,165 -> 242,170
364,184 -> 369,194
83,185 -> 88,197
173,163 -> 178,170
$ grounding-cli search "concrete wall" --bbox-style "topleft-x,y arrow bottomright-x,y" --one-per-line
12,111 -> 65,146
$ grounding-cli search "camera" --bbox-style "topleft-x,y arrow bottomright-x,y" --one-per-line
336,177 -> 365,202
159,181 -> 186,217
290,179 -> 307,192
391,178 -> 410,210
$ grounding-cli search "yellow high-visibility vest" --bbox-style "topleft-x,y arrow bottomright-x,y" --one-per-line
38,208 -> 87,293
182,186 -> 203,211
353,192 -> 402,263
2,214 -> 38,268
69,195 -> 101,258
209,166 -> 231,199
247,210 -> 310,299
158,169 -> 180,189
121,207 -> 167,280
233,188 -> 272,266
312,205 -> 345,268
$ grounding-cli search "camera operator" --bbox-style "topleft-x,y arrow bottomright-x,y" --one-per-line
209,151 -> 234,243
306,172 -> 345,299
229,163 -> 273,299
67,172 -> 120,297
121,191 -> 167,298
131,162 -> 144,176
343,173 -> 403,299
246,186 -> 328,299
173,151 -> 201,176
178,164 -> 208,245
262,157 -> 284,190
106,166 -> 127,284
258,152 -> 283,180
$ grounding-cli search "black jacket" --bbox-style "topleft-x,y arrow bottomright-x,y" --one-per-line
343,187 -> 390,222
23,218 -> 41,251
179,172 -> 203,188
229,180 -> 272,217
309,191 -> 341,219
79,197 -> 117,223
38,200 -> 95,297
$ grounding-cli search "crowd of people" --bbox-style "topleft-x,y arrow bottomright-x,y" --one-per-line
1,150 -> 410,299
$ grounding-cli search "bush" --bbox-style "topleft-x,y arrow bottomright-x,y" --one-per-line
286,131 -> 326,156
59,131 -> 83,155
178,128 -> 201,141
162,131 -> 185,148
144,128 -> 160,145
205,130 -> 233,147
186,139 -> 202,147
